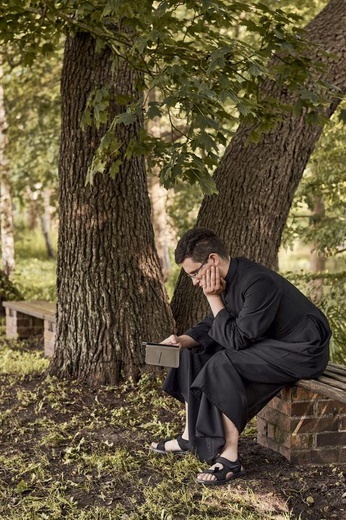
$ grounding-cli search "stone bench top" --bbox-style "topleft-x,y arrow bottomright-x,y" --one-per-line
295,362 -> 346,404
3,301 -> 56,322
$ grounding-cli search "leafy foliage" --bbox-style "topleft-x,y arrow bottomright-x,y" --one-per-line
0,0 -> 335,193
284,103 -> 346,256
2,47 -> 62,211
0,270 -> 23,314
10,228 -> 57,301
284,270 -> 346,363
281,102 -> 346,362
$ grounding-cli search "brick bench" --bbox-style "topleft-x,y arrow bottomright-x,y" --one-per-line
2,301 -> 56,357
257,362 -> 346,464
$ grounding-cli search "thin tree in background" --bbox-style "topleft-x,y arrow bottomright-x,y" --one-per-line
0,65 -> 15,276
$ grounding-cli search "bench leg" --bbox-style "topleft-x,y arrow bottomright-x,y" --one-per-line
44,320 -> 55,358
5,308 -> 44,339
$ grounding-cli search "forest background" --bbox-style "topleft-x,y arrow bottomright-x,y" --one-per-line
0,0 -> 346,383
0,1 -> 346,518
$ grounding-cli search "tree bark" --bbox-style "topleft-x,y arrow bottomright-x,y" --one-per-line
49,32 -> 174,385
171,0 -> 346,333
0,66 -> 15,276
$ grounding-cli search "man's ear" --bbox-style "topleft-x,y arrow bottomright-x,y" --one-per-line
209,253 -> 220,265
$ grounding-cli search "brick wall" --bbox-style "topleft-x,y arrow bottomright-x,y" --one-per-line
257,386 -> 346,464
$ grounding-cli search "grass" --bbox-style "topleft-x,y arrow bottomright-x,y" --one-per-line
0,332 -> 297,520
11,227 -> 57,301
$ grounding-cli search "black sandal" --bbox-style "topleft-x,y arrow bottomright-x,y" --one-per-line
150,434 -> 190,456
196,456 -> 245,486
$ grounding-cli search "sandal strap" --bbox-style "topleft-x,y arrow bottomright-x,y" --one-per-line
156,435 -> 189,453
197,457 -> 242,482
156,438 -> 171,452
215,456 -> 242,473
176,435 -> 190,451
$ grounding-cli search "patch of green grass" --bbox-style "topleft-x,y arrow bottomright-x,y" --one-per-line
14,227 -> 57,262
11,257 -> 56,300
0,337 -> 324,520
0,340 -> 49,374
12,228 -> 57,301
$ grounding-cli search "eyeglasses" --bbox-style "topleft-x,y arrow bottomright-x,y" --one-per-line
187,255 -> 210,279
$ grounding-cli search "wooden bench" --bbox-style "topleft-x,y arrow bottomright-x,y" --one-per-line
257,362 -> 346,464
2,300 -> 56,357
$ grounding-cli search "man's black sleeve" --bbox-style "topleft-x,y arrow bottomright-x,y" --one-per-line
209,276 -> 282,350
185,314 -> 217,349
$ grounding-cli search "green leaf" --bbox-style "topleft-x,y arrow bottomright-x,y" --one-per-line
109,159 -> 122,179
338,109 -> 346,124
192,131 -> 218,153
306,111 -> 327,126
147,102 -> 162,119
163,96 -> 176,108
41,43 -> 55,54
115,112 -> 137,126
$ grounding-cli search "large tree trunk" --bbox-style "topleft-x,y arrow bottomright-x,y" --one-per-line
49,32 -> 174,385
0,66 -> 15,276
172,0 -> 346,333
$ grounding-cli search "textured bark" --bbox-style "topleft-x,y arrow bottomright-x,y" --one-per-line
172,0 -> 346,333
0,66 -> 15,276
49,32 -> 174,385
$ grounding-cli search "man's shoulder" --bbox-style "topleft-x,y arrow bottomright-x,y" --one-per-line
234,257 -> 278,280
234,257 -> 264,270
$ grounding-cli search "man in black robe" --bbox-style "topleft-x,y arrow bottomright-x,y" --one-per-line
151,228 -> 331,485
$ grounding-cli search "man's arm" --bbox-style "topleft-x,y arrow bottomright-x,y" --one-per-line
209,275 -> 282,350
161,334 -> 198,349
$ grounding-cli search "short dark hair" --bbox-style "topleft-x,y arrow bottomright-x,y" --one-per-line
175,227 -> 229,264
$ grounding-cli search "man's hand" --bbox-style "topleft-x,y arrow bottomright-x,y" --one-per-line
201,265 -> 226,296
200,265 -> 226,317
161,334 -> 198,349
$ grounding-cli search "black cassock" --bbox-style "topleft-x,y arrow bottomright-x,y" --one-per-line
163,257 -> 331,463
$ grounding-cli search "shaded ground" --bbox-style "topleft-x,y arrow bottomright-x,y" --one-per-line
0,339 -> 345,519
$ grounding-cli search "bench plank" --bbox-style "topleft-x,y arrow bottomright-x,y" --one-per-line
326,364 -> 346,378
295,362 -> 346,403
296,377 -> 346,404
3,301 -> 56,320
317,375 -> 346,391
323,370 -> 346,384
